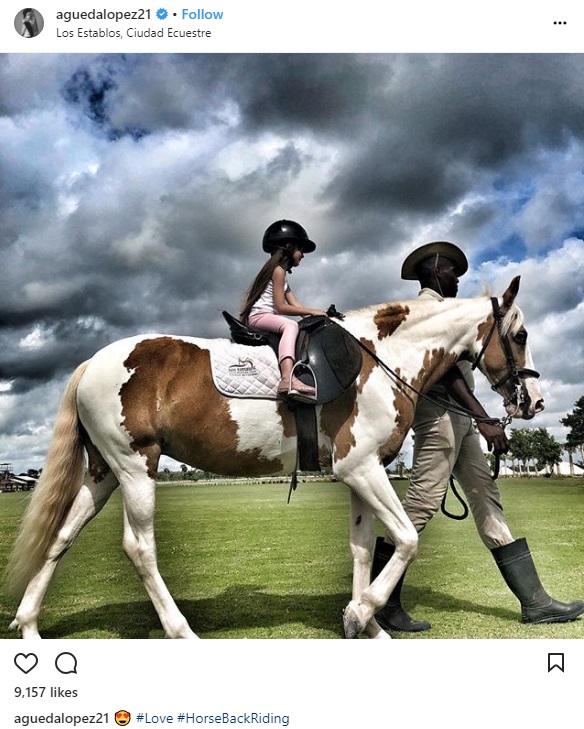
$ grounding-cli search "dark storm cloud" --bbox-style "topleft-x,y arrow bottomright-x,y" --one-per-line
324,55 -> 584,228
1,53 -> 584,470
101,54 -> 386,137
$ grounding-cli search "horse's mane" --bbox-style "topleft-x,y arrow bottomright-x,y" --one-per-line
500,303 -> 524,337
477,283 -> 524,336
346,290 -> 524,337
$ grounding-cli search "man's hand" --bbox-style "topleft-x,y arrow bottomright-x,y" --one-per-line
477,422 -> 510,455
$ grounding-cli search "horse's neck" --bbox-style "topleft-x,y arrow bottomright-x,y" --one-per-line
401,297 -> 485,352
346,297 -> 488,385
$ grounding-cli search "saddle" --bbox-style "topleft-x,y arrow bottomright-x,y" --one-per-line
222,311 -> 362,405
222,311 -> 362,477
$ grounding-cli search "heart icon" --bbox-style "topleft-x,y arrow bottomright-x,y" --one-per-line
14,653 -> 38,674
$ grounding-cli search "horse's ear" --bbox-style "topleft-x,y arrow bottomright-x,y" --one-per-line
502,276 -> 520,308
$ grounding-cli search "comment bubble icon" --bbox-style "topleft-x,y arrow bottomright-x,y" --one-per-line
55,651 -> 78,674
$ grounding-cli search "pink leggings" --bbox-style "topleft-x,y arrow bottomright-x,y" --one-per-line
248,312 -> 298,363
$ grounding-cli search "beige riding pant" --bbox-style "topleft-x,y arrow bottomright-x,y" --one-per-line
400,398 -> 514,550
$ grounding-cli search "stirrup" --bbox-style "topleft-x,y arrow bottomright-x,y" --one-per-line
288,362 -> 318,403
276,376 -> 315,400
288,387 -> 317,403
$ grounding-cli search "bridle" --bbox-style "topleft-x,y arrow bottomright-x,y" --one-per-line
471,296 -> 540,414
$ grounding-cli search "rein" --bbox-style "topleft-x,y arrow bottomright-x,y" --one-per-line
351,337 -> 506,428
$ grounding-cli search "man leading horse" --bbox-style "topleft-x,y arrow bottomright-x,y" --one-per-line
372,241 -> 584,631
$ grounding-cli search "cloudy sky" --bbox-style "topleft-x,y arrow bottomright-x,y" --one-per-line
1,54 -> 584,473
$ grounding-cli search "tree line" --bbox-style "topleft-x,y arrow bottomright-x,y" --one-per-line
560,394 -> 584,464
505,428 -> 563,476
500,395 -> 584,476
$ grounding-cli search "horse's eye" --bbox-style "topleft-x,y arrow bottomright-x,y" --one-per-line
514,330 -> 527,345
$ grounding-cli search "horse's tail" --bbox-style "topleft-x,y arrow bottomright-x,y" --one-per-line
5,361 -> 90,598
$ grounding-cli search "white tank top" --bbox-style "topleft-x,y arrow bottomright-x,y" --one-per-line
249,276 -> 290,316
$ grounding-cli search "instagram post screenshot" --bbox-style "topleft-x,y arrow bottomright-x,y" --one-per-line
1,2 -> 584,727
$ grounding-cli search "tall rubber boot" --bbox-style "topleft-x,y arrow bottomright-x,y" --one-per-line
491,538 -> 584,624
371,537 -> 431,632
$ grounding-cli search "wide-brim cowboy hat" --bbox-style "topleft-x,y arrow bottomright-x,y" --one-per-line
401,241 -> 468,280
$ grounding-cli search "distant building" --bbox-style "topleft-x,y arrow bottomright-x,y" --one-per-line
538,461 -> 584,477
0,463 -> 38,492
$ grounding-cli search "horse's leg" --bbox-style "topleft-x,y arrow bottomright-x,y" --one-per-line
10,471 -> 119,639
338,459 -> 418,639
117,452 -> 197,639
349,491 -> 390,640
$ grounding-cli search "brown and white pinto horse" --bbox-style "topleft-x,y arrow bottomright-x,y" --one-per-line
7,276 -> 543,639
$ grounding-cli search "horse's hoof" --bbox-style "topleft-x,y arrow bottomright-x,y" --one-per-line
343,602 -> 366,639
366,619 -> 392,640
10,619 -> 41,639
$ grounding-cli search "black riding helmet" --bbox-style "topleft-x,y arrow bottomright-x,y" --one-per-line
262,220 -> 316,254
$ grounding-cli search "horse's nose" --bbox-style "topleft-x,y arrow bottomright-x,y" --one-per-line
534,398 -> 545,413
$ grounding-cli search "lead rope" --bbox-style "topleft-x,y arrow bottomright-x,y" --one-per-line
440,415 -> 511,521
441,477 -> 470,521
440,454 -> 501,521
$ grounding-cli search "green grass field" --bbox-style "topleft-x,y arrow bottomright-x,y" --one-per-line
1,477 -> 583,639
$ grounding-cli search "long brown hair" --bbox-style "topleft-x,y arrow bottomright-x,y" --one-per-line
240,247 -> 294,323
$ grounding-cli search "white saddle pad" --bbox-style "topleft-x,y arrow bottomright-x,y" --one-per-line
209,339 -> 280,399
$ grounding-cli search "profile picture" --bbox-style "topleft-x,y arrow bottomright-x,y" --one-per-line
15,8 -> 44,37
